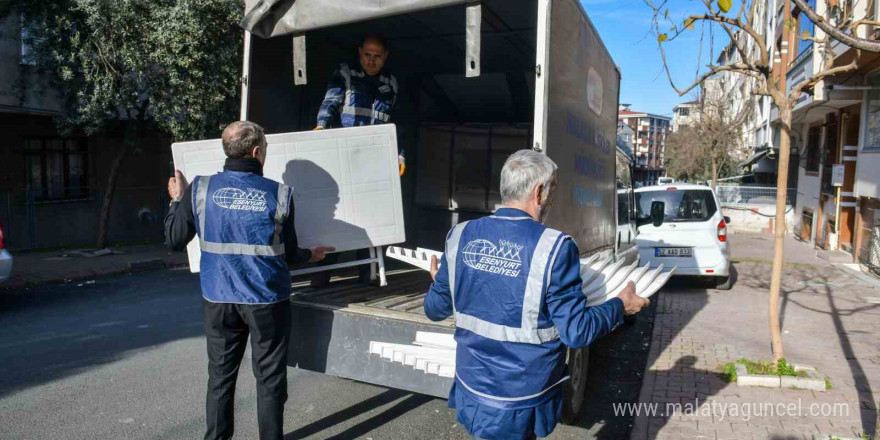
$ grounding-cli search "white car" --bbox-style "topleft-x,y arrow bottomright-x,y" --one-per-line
0,223 -> 11,283
634,184 -> 732,289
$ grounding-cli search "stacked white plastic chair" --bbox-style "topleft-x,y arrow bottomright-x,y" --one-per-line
375,247 -> 676,378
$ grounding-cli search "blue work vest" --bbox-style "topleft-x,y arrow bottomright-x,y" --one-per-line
191,171 -> 292,304
445,212 -> 571,409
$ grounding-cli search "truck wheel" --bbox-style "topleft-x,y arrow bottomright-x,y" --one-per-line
561,347 -> 589,424
715,275 -> 733,290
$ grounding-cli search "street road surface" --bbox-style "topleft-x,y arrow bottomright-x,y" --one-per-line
0,268 -> 653,439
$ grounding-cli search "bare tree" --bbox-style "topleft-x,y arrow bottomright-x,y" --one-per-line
667,90 -> 752,188
666,104 -> 749,187
645,0 -> 868,364
665,125 -> 705,182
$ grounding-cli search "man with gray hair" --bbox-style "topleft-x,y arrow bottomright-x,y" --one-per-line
424,149 -> 648,440
165,121 -> 334,440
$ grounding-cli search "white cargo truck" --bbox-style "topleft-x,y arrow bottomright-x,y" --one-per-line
216,0 -> 662,422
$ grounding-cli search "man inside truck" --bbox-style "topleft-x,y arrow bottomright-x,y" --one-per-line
311,33 -> 402,287
425,150 -> 649,440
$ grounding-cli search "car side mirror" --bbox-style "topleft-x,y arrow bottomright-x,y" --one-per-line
651,201 -> 665,227
724,216 -> 731,224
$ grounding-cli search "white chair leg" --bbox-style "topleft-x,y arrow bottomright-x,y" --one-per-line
376,246 -> 387,287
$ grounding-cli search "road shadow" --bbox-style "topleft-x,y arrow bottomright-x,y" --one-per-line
284,388 -> 432,439
733,259 -> 878,436
0,269 -> 204,399
571,257 -> 719,439
642,355 -> 731,439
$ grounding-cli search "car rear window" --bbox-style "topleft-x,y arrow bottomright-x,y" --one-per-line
636,189 -> 718,222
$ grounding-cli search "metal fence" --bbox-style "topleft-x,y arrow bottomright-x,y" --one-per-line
0,186 -> 168,251
860,226 -> 880,277
715,185 -> 797,206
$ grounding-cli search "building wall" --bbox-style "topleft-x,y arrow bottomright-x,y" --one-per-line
0,114 -> 172,250
855,153 -> 880,198
794,122 -> 823,240
0,14 -> 172,251
0,12 -> 62,113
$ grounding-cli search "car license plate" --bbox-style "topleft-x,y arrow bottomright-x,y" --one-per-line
655,247 -> 692,257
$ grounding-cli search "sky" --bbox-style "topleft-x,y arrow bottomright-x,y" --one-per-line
581,0 -> 731,116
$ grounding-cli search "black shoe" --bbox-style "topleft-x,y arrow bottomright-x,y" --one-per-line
310,273 -> 330,288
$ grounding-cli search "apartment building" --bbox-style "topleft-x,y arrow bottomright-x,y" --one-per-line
0,11 -> 172,250
771,0 -> 880,263
618,104 -> 671,186
671,100 -> 700,133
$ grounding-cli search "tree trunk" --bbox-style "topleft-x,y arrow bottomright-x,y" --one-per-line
711,157 -> 718,190
95,130 -> 133,249
768,106 -> 792,364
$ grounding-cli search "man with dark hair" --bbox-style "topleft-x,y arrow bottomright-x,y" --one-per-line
165,120 -> 334,440
312,34 -> 402,287
315,34 -> 398,132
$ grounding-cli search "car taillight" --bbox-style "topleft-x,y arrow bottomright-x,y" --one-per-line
666,187 -> 677,191
717,219 -> 727,243
0,225 -> 5,250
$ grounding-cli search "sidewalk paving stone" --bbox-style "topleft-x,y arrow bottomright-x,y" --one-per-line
630,233 -> 880,440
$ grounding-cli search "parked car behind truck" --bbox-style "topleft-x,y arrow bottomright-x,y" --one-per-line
634,184 -> 732,289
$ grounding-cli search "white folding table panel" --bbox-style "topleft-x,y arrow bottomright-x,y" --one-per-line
171,125 -> 406,273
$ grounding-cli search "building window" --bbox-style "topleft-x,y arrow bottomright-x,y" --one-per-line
798,0 -> 815,56
24,138 -> 89,201
864,75 -> 880,151
678,108 -> 690,117
804,126 -> 821,173
20,14 -> 36,66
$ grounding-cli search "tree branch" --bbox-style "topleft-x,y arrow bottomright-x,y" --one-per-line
719,21 -> 754,69
687,13 -> 770,68
850,19 -> 880,34
791,59 -> 859,97
791,0 -> 880,52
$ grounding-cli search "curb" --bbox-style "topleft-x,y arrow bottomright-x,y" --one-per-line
734,363 -> 826,392
833,263 -> 880,289
1,261 -> 190,290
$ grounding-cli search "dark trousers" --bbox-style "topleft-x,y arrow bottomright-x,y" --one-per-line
202,299 -> 291,440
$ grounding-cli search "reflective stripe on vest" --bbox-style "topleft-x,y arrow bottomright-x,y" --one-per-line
445,221 -> 469,313
455,372 -> 571,403
446,221 -> 565,344
194,175 -> 288,257
340,105 -> 391,123
488,215 -> 532,221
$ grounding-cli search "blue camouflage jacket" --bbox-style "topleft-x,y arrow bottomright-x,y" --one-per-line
316,62 -> 399,129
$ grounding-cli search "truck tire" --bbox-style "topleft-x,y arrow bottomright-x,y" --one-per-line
715,275 -> 733,290
561,346 -> 589,424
